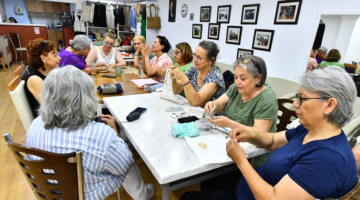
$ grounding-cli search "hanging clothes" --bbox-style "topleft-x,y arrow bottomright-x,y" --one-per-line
119,7 -> 130,28
93,4 -> 107,27
141,5 -> 146,39
116,7 -> 125,25
74,14 -> 85,32
80,2 -> 95,22
130,6 -> 136,31
106,4 -> 115,29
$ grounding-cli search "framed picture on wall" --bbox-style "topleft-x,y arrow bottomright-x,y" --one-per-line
274,0 -> 302,24
208,23 -> 221,40
168,0 -> 177,22
200,6 -> 211,22
237,48 -> 254,59
252,29 -> 275,52
217,5 -> 231,23
226,26 -> 242,45
241,4 -> 260,24
192,24 -> 202,39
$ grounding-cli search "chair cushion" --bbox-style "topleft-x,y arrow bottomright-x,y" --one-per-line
9,80 -> 34,131
16,47 -> 27,51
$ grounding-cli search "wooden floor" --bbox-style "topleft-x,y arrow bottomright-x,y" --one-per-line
0,64 -> 200,200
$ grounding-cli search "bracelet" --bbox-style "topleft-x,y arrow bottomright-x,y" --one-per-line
182,81 -> 191,87
145,61 -> 150,64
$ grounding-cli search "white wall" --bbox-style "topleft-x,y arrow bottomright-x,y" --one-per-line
321,16 -> 342,49
156,0 -> 360,81
345,17 -> 360,64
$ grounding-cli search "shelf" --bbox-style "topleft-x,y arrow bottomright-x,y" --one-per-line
88,27 -> 117,29
119,31 -> 135,33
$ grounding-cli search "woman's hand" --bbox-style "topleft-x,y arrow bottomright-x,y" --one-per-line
100,114 -> 116,130
230,126 -> 252,142
142,45 -> 151,58
158,66 -> 175,77
96,62 -> 106,68
170,68 -> 185,81
226,138 -> 246,163
204,101 -> 217,115
108,63 -> 116,68
208,116 -> 232,128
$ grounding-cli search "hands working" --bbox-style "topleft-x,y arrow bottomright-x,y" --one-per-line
99,114 -> 117,130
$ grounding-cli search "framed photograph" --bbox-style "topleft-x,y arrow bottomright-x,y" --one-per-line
237,48 -> 254,59
217,5 -> 231,23
192,24 -> 202,39
252,29 -> 275,52
241,4 -> 260,24
168,0 -> 177,22
208,23 -> 221,40
200,6 -> 211,22
274,0 -> 302,24
190,13 -> 194,21
226,26 -> 242,45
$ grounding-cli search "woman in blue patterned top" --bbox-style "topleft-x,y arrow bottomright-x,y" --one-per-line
170,41 -> 225,107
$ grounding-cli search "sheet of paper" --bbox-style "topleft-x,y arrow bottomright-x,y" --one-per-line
185,134 -> 269,166
131,79 -> 159,87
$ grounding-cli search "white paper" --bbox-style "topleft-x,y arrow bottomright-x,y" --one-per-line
185,134 -> 269,166
131,79 -> 159,87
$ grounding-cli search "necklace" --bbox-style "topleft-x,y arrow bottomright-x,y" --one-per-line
234,101 -> 242,117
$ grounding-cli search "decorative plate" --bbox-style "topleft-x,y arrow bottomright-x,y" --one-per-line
181,4 -> 188,18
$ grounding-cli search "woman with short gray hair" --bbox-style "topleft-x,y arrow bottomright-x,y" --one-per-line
26,65 -> 155,200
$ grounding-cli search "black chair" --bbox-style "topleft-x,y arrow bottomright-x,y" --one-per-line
277,99 -> 297,131
223,70 -> 234,90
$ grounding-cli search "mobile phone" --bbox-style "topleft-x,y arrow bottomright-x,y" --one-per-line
102,75 -> 116,78
178,116 -> 199,123
130,107 -> 147,115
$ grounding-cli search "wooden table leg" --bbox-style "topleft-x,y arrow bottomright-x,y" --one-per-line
1,57 -> 5,71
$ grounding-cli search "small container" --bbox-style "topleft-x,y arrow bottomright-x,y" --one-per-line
195,119 -> 212,131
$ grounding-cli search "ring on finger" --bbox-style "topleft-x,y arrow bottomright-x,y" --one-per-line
172,73 -> 174,77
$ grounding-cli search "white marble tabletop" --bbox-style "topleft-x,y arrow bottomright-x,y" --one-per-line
104,93 -> 261,184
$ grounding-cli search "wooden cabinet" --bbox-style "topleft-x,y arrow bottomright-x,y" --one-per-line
35,1 -> 45,12
0,35 -> 13,67
61,3 -> 70,14
44,2 -> 53,13
47,30 -> 64,51
25,0 -> 35,12
53,2 -> 62,14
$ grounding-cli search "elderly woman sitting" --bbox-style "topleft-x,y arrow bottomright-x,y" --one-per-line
182,66 -> 358,200
26,66 -> 154,200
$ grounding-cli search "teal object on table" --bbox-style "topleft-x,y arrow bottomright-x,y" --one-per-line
172,122 -> 200,139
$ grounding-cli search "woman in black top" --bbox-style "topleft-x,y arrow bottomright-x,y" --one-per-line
25,39 -> 61,118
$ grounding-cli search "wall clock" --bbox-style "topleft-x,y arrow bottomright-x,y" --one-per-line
181,4 -> 188,18
14,4 -> 24,15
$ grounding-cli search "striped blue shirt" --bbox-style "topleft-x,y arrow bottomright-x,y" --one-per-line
26,116 -> 134,200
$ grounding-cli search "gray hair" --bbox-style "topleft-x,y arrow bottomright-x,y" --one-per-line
198,41 -> 220,66
318,46 -> 328,54
232,55 -> 267,87
69,35 -> 91,50
39,65 -> 98,131
297,66 -> 356,127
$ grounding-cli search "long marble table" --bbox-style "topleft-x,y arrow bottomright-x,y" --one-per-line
104,93 -> 265,200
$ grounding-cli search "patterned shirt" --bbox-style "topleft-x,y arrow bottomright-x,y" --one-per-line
319,61 -> 345,69
26,116 -> 133,200
80,2 -> 95,22
150,53 -> 174,82
185,66 -> 225,102
307,57 -> 317,72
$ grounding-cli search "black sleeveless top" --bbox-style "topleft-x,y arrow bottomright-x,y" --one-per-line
24,70 -> 46,118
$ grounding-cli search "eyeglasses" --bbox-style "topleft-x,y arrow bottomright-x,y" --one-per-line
193,53 -> 206,62
242,58 -> 261,74
39,40 -> 49,55
104,42 -> 114,47
295,93 -> 329,106
174,50 -> 182,55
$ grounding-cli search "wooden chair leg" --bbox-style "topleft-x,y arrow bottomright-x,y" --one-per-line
1,57 -> 5,71
117,188 -> 122,200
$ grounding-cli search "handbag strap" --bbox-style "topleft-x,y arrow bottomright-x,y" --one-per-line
147,4 -> 159,17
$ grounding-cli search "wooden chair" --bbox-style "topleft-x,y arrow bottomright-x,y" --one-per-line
14,65 -> 24,77
14,63 -> 30,80
7,76 -> 34,131
0,51 -> 6,71
277,99 -> 297,131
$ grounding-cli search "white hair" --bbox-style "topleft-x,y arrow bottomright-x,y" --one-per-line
69,35 -> 91,50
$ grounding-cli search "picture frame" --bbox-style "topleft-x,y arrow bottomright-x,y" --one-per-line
192,24 -> 202,39
217,5 -> 231,23
252,29 -> 275,52
237,48 -> 254,59
200,6 -> 211,22
168,0 -> 177,22
274,0 -> 302,25
226,26 -> 242,45
190,13 -> 194,21
241,4 -> 260,24
208,23 -> 221,40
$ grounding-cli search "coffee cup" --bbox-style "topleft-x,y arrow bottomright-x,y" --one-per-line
115,66 -> 122,76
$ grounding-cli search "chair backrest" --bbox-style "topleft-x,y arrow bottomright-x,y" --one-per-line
277,99 -> 297,132
223,70 -> 234,90
8,76 -> 34,131
324,175 -> 360,200
265,77 -> 300,98
14,65 -> 24,77
215,62 -> 233,74
353,75 -> 360,97
167,49 -> 176,64
3,133 -> 84,200
8,33 -> 21,49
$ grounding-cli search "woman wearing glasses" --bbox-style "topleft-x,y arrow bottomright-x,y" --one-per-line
182,66 -> 358,200
86,29 -> 126,69
170,41 -> 225,106
24,39 -> 61,118
58,35 -> 101,74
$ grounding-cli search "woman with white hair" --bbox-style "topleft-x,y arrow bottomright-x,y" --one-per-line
58,35 -> 107,74
182,66 -> 359,199
26,66 -> 155,200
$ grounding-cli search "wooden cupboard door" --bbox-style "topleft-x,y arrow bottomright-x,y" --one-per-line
57,31 -> 64,50
44,2 -> 53,13
53,2 -> 62,14
25,0 -> 35,12
61,3 -> 70,14
35,1 -> 45,13
47,30 -> 59,51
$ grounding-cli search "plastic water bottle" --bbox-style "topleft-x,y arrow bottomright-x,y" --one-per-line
138,62 -> 143,79
91,62 -> 96,79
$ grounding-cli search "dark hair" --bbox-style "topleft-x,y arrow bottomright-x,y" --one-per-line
176,42 -> 193,64
9,17 -> 18,23
198,41 -> 220,66
26,38 -> 55,71
157,35 -> 171,53
325,49 -> 341,62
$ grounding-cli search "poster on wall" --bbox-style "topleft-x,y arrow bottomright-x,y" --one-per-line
34,27 -> 40,34
168,0 -> 177,22
237,48 -> 254,59
252,29 -> 274,52
274,0 -> 302,24
241,4 -> 260,24
217,5 -> 231,23
192,24 -> 202,39
226,26 -> 242,45
200,6 -> 211,22
208,23 -> 221,40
